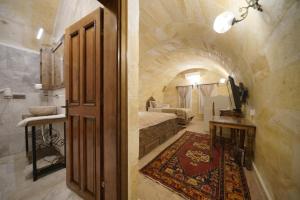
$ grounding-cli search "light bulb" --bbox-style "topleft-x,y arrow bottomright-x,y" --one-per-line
213,11 -> 235,34
36,28 -> 44,40
219,78 -> 226,84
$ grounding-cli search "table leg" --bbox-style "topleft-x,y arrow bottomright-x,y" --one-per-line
25,126 -> 29,153
209,123 -> 215,162
49,124 -> 53,146
230,129 -> 235,144
64,122 -> 66,165
213,125 -> 216,147
219,127 -> 223,144
245,128 -> 255,170
233,129 -> 238,147
240,130 -> 245,149
238,130 -> 242,148
32,126 -> 37,181
209,123 -> 212,162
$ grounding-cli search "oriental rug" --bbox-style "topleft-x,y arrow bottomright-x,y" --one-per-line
140,131 -> 251,200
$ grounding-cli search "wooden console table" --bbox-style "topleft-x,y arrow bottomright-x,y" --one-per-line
209,116 -> 256,170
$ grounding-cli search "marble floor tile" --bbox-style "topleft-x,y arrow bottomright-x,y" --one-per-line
0,152 -> 82,200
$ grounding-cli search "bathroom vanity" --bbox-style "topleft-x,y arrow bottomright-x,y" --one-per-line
20,114 -> 66,181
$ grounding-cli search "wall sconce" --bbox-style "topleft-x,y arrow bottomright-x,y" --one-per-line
213,0 -> 263,33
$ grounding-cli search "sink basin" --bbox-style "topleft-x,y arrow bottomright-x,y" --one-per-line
29,106 -> 57,116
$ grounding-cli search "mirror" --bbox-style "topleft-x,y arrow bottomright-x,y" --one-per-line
40,36 -> 65,90
52,36 -> 64,89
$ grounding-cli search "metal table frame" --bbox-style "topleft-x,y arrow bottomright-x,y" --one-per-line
209,116 -> 256,170
25,122 -> 66,181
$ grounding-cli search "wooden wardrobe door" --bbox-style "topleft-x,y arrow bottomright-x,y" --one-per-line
65,8 -> 103,200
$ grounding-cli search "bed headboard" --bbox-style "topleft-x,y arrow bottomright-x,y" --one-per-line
146,96 -> 155,111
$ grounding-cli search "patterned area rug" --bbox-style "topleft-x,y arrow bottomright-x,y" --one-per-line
140,131 -> 251,200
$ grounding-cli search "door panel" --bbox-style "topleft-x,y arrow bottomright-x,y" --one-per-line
83,24 -> 97,105
70,32 -> 80,105
70,115 -> 80,186
83,117 -> 96,194
65,6 -> 123,200
65,8 -> 103,200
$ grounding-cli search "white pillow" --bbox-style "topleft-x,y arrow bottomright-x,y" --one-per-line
150,101 -> 157,108
150,101 -> 170,108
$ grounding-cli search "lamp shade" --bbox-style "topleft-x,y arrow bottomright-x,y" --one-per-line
213,11 -> 235,33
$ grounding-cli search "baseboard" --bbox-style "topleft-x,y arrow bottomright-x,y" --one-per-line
252,163 -> 274,200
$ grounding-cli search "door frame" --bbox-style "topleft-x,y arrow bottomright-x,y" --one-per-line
98,0 -> 128,199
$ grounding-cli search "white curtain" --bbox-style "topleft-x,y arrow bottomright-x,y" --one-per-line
198,84 -> 216,112
177,86 -> 193,108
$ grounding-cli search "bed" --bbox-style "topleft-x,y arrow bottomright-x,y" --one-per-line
146,97 -> 194,125
139,112 -> 179,158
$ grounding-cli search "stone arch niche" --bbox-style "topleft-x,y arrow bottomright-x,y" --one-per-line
162,67 -> 229,119
139,47 -> 237,111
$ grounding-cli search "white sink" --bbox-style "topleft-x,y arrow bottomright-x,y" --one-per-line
29,106 -> 57,116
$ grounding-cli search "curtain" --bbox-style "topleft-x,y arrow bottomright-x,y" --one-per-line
198,84 -> 216,112
177,86 -> 193,108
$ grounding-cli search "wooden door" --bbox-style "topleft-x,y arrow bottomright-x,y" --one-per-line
65,8 -> 103,200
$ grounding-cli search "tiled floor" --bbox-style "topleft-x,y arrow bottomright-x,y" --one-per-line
137,118 -> 268,200
0,152 -> 81,200
0,118 -> 267,200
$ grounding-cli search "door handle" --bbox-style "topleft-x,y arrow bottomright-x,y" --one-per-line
62,100 -> 69,117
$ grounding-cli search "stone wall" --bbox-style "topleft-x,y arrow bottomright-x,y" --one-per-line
138,0 -> 300,199
52,0 -> 101,43
127,0 -> 140,198
0,44 -> 47,157
0,0 -> 59,51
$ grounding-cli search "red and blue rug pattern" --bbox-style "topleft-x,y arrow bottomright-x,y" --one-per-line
140,131 -> 251,200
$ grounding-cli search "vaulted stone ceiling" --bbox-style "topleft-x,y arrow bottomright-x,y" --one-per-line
139,1 -> 300,198
139,0 -> 299,109
0,0 -> 60,50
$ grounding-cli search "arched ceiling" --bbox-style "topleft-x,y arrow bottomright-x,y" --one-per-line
0,0 -> 60,50
139,0 -> 298,107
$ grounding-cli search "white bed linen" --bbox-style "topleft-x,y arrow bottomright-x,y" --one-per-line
148,107 -> 194,120
139,111 -> 176,130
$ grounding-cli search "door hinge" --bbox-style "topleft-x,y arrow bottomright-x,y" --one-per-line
101,181 -> 105,188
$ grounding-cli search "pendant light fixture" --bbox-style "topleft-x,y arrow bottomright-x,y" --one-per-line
213,0 -> 263,34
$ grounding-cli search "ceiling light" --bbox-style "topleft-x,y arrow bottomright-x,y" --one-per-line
213,11 -> 235,34
185,72 -> 201,85
219,78 -> 226,84
36,28 -> 44,40
213,0 -> 263,34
